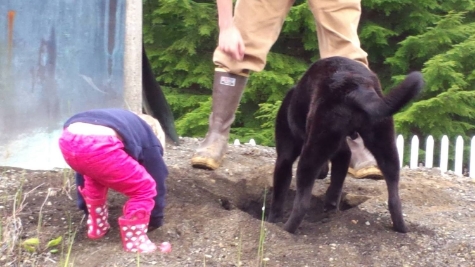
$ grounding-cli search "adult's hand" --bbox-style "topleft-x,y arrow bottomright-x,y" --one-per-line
218,24 -> 245,61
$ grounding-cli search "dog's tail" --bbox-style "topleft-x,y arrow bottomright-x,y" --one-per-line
347,72 -> 424,119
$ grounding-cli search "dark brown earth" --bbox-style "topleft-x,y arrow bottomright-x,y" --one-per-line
1,137 -> 475,267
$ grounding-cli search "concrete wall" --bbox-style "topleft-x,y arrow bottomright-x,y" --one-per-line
0,0 -> 142,169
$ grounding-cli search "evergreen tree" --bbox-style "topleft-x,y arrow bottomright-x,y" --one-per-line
143,0 -> 475,152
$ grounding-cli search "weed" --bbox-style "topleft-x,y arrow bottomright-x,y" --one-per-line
61,169 -> 74,200
37,188 -> 53,234
256,187 -> 268,267
0,168 -> 78,267
60,212 -> 81,267
237,229 -> 243,266
62,229 -> 77,267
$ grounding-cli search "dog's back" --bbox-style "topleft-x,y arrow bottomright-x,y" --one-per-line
285,56 -> 422,140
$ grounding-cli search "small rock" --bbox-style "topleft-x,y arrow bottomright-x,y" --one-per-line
365,221 -> 370,226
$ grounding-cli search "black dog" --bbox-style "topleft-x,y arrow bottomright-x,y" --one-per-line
267,56 -> 424,234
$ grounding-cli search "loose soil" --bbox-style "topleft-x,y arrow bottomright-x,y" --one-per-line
1,137 -> 475,267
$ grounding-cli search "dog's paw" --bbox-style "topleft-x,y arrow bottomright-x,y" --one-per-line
393,223 -> 408,233
323,201 -> 339,213
282,223 -> 298,234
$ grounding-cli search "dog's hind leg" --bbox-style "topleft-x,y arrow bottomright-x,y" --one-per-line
283,132 -> 343,233
360,125 -> 408,233
323,142 -> 351,213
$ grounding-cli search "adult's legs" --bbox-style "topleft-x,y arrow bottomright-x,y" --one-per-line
308,0 -> 382,179
191,0 -> 295,170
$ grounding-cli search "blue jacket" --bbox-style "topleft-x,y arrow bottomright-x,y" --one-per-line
63,108 -> 168,228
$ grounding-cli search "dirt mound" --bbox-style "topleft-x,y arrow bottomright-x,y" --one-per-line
1,137 -> 475,266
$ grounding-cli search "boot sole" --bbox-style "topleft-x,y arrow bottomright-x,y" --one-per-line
348,166 -> 384,180
191,156 -> 220,170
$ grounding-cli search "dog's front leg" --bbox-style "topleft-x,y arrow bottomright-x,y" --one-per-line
268,134 -> 302,222
283,146 -> 327,233
283,172 -> 316,233
268,149 -> 299,223
324,145 -> 351,212
268,94 -> 302,223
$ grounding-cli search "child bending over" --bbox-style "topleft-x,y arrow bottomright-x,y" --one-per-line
58,108 -> 168,253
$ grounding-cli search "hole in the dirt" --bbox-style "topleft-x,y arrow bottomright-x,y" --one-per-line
219,198 -> 232,210
236,190 -> 369,223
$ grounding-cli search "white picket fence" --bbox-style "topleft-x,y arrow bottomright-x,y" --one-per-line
398,135 -> 475,178
235,135 -> 475,178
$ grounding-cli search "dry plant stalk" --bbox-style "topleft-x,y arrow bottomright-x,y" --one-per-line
1,182 -> 44,255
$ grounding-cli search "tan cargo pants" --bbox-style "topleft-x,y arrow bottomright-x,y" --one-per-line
213,0 -> 368,74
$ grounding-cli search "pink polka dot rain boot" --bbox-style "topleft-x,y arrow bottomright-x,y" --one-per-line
78,187 -> 110,239
118,210 -> 157,253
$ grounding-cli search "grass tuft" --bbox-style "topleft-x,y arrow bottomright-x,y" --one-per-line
257,187 -> 268,267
